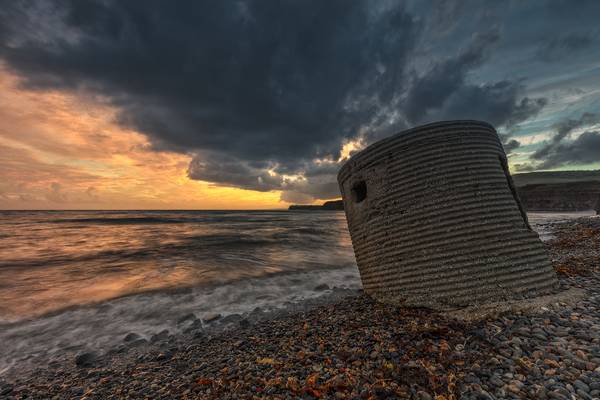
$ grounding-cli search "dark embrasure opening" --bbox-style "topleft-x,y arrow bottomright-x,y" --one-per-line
351,180 -> 367,203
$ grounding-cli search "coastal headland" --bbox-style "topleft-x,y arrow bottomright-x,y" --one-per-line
288,200 -> 344,211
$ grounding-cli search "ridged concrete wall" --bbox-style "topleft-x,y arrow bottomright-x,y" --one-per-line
338,120 -> 557,308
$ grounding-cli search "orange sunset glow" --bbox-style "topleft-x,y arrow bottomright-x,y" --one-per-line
0,66 -> 291,210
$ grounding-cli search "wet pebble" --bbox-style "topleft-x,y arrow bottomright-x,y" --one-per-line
74,352 -> 97,368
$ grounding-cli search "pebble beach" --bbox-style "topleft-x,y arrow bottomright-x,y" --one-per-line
2,216 -> 600,399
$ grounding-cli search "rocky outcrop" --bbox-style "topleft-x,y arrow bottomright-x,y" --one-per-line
516,181 -> 600,212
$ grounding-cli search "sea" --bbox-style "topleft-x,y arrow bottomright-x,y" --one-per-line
0,209 -> 594,375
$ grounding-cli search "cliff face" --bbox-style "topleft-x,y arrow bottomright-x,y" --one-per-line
321,200 -> 344,210
512,170 -> 600,186
517,181 -> 600,212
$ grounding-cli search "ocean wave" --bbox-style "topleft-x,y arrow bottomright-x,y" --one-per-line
0,265 -> 361,377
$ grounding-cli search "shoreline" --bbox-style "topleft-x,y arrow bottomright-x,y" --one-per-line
2,217 -> 600,399
0,264 -> 360,326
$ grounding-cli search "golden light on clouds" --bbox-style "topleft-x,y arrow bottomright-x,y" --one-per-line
0,67 -> 286,210
338,138 -> 365,162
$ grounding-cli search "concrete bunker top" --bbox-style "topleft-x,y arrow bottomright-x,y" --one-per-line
337,120 -> 496,186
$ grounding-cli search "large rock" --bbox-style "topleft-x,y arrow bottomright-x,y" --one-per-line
75,351 -> 97,368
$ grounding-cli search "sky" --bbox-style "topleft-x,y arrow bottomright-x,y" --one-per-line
0,0 -> 599,210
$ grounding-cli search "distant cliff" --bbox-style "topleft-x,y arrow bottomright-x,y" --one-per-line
288,200 -> 344,211
516,181 -> 600,212
513,171 -> 600,212
512,170 -> 600,186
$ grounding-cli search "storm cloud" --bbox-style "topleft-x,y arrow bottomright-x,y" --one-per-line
1,0 -> 595,201
537,131 -> 600,168
528,113 -> 600,169
402,30 -> 547,131
537,32 -> 596,62
0,1 -> 417,160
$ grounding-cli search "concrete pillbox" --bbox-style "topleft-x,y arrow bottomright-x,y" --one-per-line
338,120 -> 557,308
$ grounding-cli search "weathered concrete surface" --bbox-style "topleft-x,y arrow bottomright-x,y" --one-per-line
338,120 -> 558,308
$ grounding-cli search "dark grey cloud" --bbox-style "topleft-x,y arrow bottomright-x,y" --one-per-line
532,113 -> 598,160
534,131 -> 600,169
502,138 -> 521,154
2,0 -> 589,201
403,31 -> 546,128
404,31 -> 500,123
422,81 -> 547,129
529,113 -> 600,169
187,152 -> 284,192
188,151 -> 342,200
537,32 -> 596,62
0,0 -> 417,164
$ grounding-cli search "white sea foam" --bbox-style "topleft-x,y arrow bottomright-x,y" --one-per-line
0,266 -> 360,376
